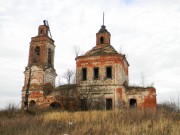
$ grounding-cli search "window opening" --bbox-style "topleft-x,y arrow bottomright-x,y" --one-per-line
40,29 -> 43,34
48,48 -> 52,65
93,67 -> 99,79
35,47 -> 40,55
106,66 -> 112,79
82,68 -> 87,81
100,36 -> 104,44
33,46 -> 40,63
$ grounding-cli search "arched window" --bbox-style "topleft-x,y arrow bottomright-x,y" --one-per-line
48,48 -> 52,65
29,100 -> 36,108
40,29 -> 43,34
33,46 -> 40,63
38,28 -> 44,35
100,36 -> 104,44
35,47 -> 40,55
49,102 -> 61,109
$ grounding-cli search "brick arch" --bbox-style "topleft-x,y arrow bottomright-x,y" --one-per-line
29,100 -> 36,108
49,102 -> 61,109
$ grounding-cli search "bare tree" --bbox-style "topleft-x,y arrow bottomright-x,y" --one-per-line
24,68 -> 32,111
24,67 -> 35,110
140,72 -> 155,87
73,45 -> 83,57
79,83 -> 105,110
55,82 -> 106,111
118,45 -> 124,54
56,75 -> 60,87
140,72 -> 146,87
63,69 -> 75,84
73,46 -> 80,57
55,84 -> 79,111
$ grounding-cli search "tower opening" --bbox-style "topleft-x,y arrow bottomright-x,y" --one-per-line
33,46 -> 40,63
100,36 -> 104,44
40,29 -> 43,34
48,48 -> 52,65
130,99 -> 137,108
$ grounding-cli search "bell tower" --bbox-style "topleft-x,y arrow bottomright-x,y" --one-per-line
96,13 -> 111,46
27,21 -> 55,69
22,21 -> 57,109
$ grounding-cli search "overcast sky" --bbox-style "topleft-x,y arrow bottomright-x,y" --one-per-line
0,0 -> 180,109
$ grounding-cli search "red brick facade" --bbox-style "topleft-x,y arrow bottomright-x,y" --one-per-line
22,22 -> 156,111
22,22 -> 57,109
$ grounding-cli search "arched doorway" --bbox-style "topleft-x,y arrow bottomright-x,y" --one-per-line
29,100 -> 36,108
130,99 -> 137,108
49,102 -> 61,109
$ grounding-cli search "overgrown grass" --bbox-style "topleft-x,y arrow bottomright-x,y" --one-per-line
0,103 -> 179,135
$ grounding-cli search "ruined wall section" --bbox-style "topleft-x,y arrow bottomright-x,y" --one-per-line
116,60 -> 129,86
78,85 -> 122,109
22,23 -> 57,109
115,86 -> 127,108
124,87 -> 156,111
23,66 -> 45,87
76,54 -> 129,109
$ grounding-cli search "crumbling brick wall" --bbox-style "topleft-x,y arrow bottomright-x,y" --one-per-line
124,86 -> 156,111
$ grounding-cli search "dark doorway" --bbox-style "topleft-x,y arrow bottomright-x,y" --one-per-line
130,99 -> 137,108
29,100 -> 36,108
106,98 -> 112,110
49,102 -> 61,109
80,98 -> 87,111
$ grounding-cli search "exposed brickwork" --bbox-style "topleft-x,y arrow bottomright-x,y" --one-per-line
124,87 -> 156,111
75,24 -> 156,110
21,22 -> 156,111
144,88 -> 157,111
22,22 -> 57,109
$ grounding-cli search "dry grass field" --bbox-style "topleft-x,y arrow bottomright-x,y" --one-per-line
0,103 -> 179,135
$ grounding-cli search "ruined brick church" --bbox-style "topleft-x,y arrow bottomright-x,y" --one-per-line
22,20 -> 156,111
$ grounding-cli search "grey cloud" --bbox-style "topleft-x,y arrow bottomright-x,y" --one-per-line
0,0 -> 180,108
